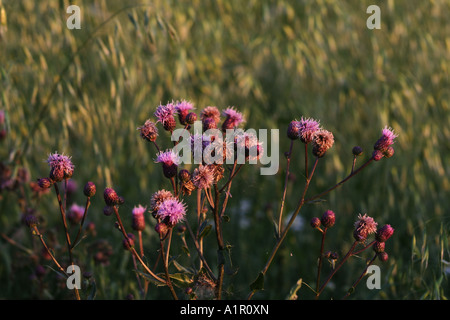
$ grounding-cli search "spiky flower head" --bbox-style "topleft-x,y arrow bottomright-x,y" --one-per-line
131,205 -> 146,231
287,120 -> 301,140
155,149 -> 181,178
154,102 -> 176,131
192,164 -> 214,190
234,132 -> 263,162
137,120 -> 159,142
175,100 -> 195,125
374,126 -> 398,152
221,107 -> 245,130
298,117 -> 321,143
353,213 -> 378,242
157,198 -> 187,226
312,129 -> 334,158
150,189 -> 174,216
47,152 -> 74,181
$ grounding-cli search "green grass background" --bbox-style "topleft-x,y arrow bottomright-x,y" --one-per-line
0,0 -> 449,299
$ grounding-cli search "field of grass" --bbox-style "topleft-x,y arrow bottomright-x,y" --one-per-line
0,0 -> 449,300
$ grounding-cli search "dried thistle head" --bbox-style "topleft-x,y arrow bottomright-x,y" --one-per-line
353,213 -> 378,242
312,129 -> 334,158
137,120 -> 159,142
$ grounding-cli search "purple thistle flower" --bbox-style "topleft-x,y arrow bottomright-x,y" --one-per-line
47,152 -> 74,180
374,126 -> 398,152
157,198 -> 187,226
67,203 -> 85,225
155,149 -> 180,178
175,100 -> 195,125
150,189 -> 174,215
221,107 -> 245,130
154,102 -> 176,131
155,149 -> 181,166
298,117 -> 321,143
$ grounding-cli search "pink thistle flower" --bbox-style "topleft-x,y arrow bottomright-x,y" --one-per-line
155,149 -> 180,178
67,203 -> 85,225
353,213 -> 378,242
154,102 -> 176,131
47,152 -> 75,180
375,224 -> 395,242
175,100 -> 195,125
374,126 -> 398,152
150,189 -> 174,216
221,107 -> 245,130
298,117 -> 321,143
157,198 -> 187,226
192,164 -> 215,190
137,119 -> 159,142
131,205 -> 146,231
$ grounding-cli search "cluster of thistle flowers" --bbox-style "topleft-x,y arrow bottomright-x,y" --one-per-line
135,100 -> 260,235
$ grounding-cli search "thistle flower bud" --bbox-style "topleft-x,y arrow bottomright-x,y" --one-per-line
375,224 -> 394,242
373,241 -> 385,253
372,150 -> 384,161
155,221 -> 169,237
287,121 -> 301,140
137,120 -> 158,142
383,146 -> 395,158
310,217 -> 321,228
83,181 -> 96,197
378,251 -> 389,262
321,210 -> 336,228
24,214 -> 39,228
37,177 -> 53,189
131,205 -> 146,231
163,116 -> 176,132
352,146 -> 363,156
122,233 -> 135,250
103,205 -> 114,216
185,112 -> 197,124
49,167 -> 65,182
104,188 -> 119,206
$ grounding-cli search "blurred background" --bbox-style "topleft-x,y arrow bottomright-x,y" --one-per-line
0,0 -> 448,299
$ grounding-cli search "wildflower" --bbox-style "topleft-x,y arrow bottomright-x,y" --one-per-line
372,149 -> 384,161
221,107 -> 245,130
150,189 -> 174,216
200,106 -> 221,125
175,100 -> 195,125
37,177 -> 53,189
287,120 -> 301,140
373,241 -> 385,253
321,210 -> 336,228
104,187 -> 119,206
310,217 -> 321,229
353,213 -> 378,242
374,126 -> 398,152
67,203 -> 85,225
312,129 -> 334,158
157,198 -> 187,226
131,205 -> 146,231
298,117 -> 321,143
122,233 -> 135,250
47,152 -> 74,181
378,251 -> 389,262
352,146 -> 363,156
192,164 -> 214,190
155,149 -> 180,179
154,102 -> 176,131
375,224 -> 394,242
137,120 -> 159,142
83,181 -> 96,197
